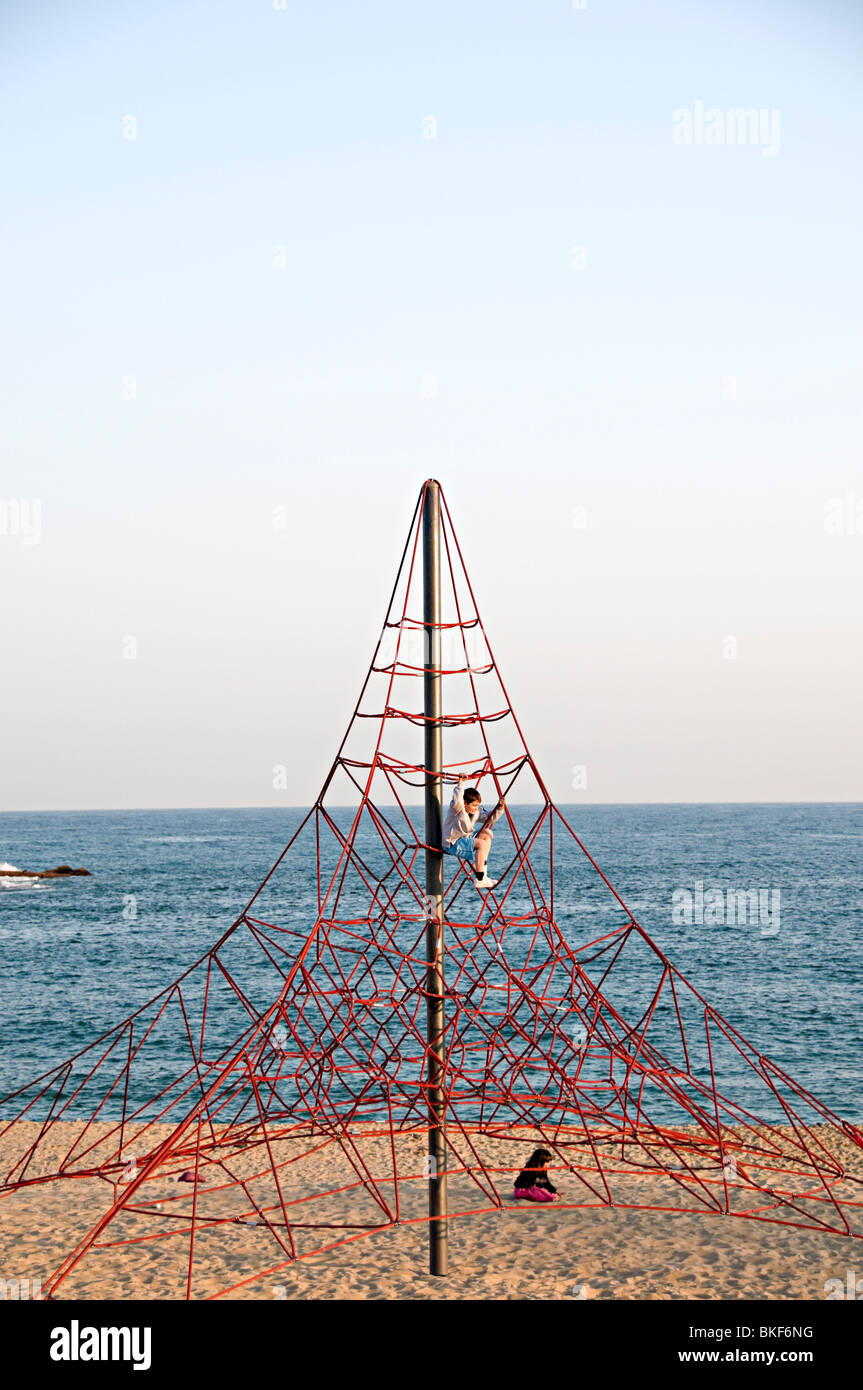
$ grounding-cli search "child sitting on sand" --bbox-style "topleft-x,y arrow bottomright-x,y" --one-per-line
513,1147 -> 558,1203
442,774 -> 505,891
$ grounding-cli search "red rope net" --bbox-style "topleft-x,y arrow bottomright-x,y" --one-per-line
2,481 -> 861,1299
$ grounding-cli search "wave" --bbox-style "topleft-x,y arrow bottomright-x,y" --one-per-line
0,862 -> 40,884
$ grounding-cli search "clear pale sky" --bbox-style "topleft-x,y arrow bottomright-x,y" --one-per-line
1,0 -> 861,811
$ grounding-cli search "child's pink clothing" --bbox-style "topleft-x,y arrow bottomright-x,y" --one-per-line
512,1184 -> 556,1203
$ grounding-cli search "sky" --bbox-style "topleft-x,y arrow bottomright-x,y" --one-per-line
1,0 -> 861,810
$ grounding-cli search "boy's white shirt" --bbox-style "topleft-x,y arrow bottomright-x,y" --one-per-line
442,778 -> 504,845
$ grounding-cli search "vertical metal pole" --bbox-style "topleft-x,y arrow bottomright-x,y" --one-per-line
423,478 -> 447,1277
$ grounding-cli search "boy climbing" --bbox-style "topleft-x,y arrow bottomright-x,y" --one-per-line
442,774 -> 505,891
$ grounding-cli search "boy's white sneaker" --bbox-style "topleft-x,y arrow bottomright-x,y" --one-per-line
474,874 -> 497,891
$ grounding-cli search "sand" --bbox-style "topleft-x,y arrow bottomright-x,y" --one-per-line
1,1120 -> 861,1301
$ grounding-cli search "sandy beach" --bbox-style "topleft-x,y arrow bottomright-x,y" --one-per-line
2,1120 -> 860,1301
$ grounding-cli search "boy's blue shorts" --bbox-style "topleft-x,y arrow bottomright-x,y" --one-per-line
443,833 -> 476,862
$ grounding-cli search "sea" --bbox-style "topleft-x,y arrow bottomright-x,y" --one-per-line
0,803 -> 860,1124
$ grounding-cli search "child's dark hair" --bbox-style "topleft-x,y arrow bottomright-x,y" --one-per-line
464,786 -> 481,803
523,1147 -> 553,1172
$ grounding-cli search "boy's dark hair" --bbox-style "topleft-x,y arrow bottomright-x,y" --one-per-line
463,787 -> 481,804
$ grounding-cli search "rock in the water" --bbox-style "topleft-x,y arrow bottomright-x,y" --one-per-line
0,865 -> 92,879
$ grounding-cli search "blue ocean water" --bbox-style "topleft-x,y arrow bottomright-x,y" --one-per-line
0,803 -> 860,1122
